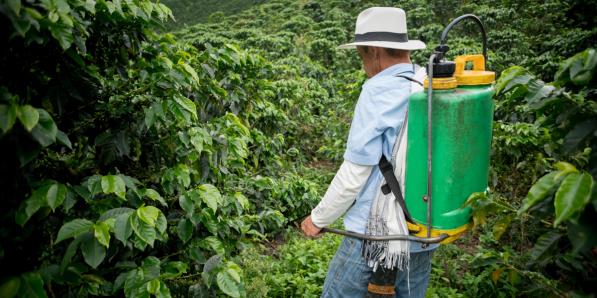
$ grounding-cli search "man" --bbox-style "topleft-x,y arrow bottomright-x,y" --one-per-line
301,7 -> 438,298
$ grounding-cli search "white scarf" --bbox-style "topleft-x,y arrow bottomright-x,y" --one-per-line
362,66 -> 426,271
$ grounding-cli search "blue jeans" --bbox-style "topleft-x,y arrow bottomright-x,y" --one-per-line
322,237 -> 435,298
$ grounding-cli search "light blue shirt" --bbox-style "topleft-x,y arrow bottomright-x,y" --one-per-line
343,63 -> 438,252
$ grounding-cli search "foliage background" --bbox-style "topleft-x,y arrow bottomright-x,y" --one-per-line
0,0 -> 595,297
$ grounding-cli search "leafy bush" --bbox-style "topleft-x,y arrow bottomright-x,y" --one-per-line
464,48 -> 597,296
0,1 -> 324,297
1,0 -> 595,297
236,228 -> 341,297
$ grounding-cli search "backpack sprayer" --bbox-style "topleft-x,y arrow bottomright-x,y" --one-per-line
319,14 -> 496,297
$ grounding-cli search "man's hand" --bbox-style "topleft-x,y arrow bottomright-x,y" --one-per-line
301,215 -> 322,238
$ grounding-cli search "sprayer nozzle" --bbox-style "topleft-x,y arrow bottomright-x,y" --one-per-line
435,44 -> 450,54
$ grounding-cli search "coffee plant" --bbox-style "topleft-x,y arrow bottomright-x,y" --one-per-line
1,0 -> 595,297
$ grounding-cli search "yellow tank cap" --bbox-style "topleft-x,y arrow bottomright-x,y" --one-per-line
454,54 -> 495,85
411,222 -> 472,244
423,77 -> 458,90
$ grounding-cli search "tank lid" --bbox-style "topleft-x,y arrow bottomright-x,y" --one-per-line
454,54 -> 495,85
424,60 -> 457,89
423,77 -> 458,90
429,61 -> 456,78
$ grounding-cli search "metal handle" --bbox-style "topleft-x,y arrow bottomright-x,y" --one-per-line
321,227 -> 448,244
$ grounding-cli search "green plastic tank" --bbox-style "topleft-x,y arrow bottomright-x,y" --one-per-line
405,54 -> 495,243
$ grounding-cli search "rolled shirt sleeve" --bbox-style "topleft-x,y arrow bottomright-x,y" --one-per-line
311,160 -> 373,228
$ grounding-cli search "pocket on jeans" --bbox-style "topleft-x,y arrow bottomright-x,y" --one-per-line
330,238 -> 355,281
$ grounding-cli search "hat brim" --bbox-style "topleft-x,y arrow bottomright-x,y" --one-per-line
337,40 -> 426,51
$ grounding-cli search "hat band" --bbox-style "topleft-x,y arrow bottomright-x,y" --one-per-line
354,32 -> 409,43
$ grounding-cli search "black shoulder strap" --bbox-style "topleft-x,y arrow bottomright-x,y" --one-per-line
395,74 -> 423,86
378,155 -> 414,223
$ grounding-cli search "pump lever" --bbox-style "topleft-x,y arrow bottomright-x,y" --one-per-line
321,227 -> 448,244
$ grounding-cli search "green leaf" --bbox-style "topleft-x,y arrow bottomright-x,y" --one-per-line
529,230 -> 562,263
142,189 -> 167,207
567,209 -> 597,254
120,175 -> 139,192
81,236 -> 106,269
177,218 -> 193,243
225,262 -> 242,283
189,127 -> 210,153
554,172 -> 594,226
82,0 -> 95,13
123,269 -> 146,297
181,63 -> 200,83
554,162 -> 578,176
84,175 -> 103,197
131,214 -> 156,247
200,208 -> 219,234
495,66 -> 532,95
94,221 -> 111,248
525,83 -> 554,109
101,175 -> 126,199
156,281 -> 172,298
216,270 -> 240,298
156,212 -> 167,235
0,104 -> 17,133
16,105 -> 39,131
234,192 -> 249,210
49,23 -> 74,50
132,234 -> 148,251
508,270 -> 521,285
55,130 -> 72,149
17,272 -> 47,298
161,261 -> 188,280
555,48 -> 597,86
55,219 -> 93,244
144,105 -> 158,128
137,206 -> 160,227
174,95 -> 197,121
519,171 -> 561,214
198,184 -> 222,212
141,256 -> 160,276
146,279 -> 160,295
114,213 -> 133,245
15,185 -> 49,226
7,0 -> 21,15
113,271 -> 130,293
492,214 -> 513,241
62,189 -> 77,213
202,236 -> 225,256
30,109 -> 57,147
60,234 -> 83,272
46,183 -> 67,212
179,192 -> 196,216
99,207 -> 134,221
174,164 -> 191,188
463,191 -> 488,207
0,276 -> 20,298
562,119 -> 597,154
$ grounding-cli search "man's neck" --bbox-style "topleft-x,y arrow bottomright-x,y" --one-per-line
368,57 -> 412,78
380,57 -> 412,71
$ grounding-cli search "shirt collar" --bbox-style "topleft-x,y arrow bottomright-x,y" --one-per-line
363,63 -> 415,88
372,63 -> 415,79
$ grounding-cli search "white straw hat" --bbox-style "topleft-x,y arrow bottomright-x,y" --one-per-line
338,7 -> 426,50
